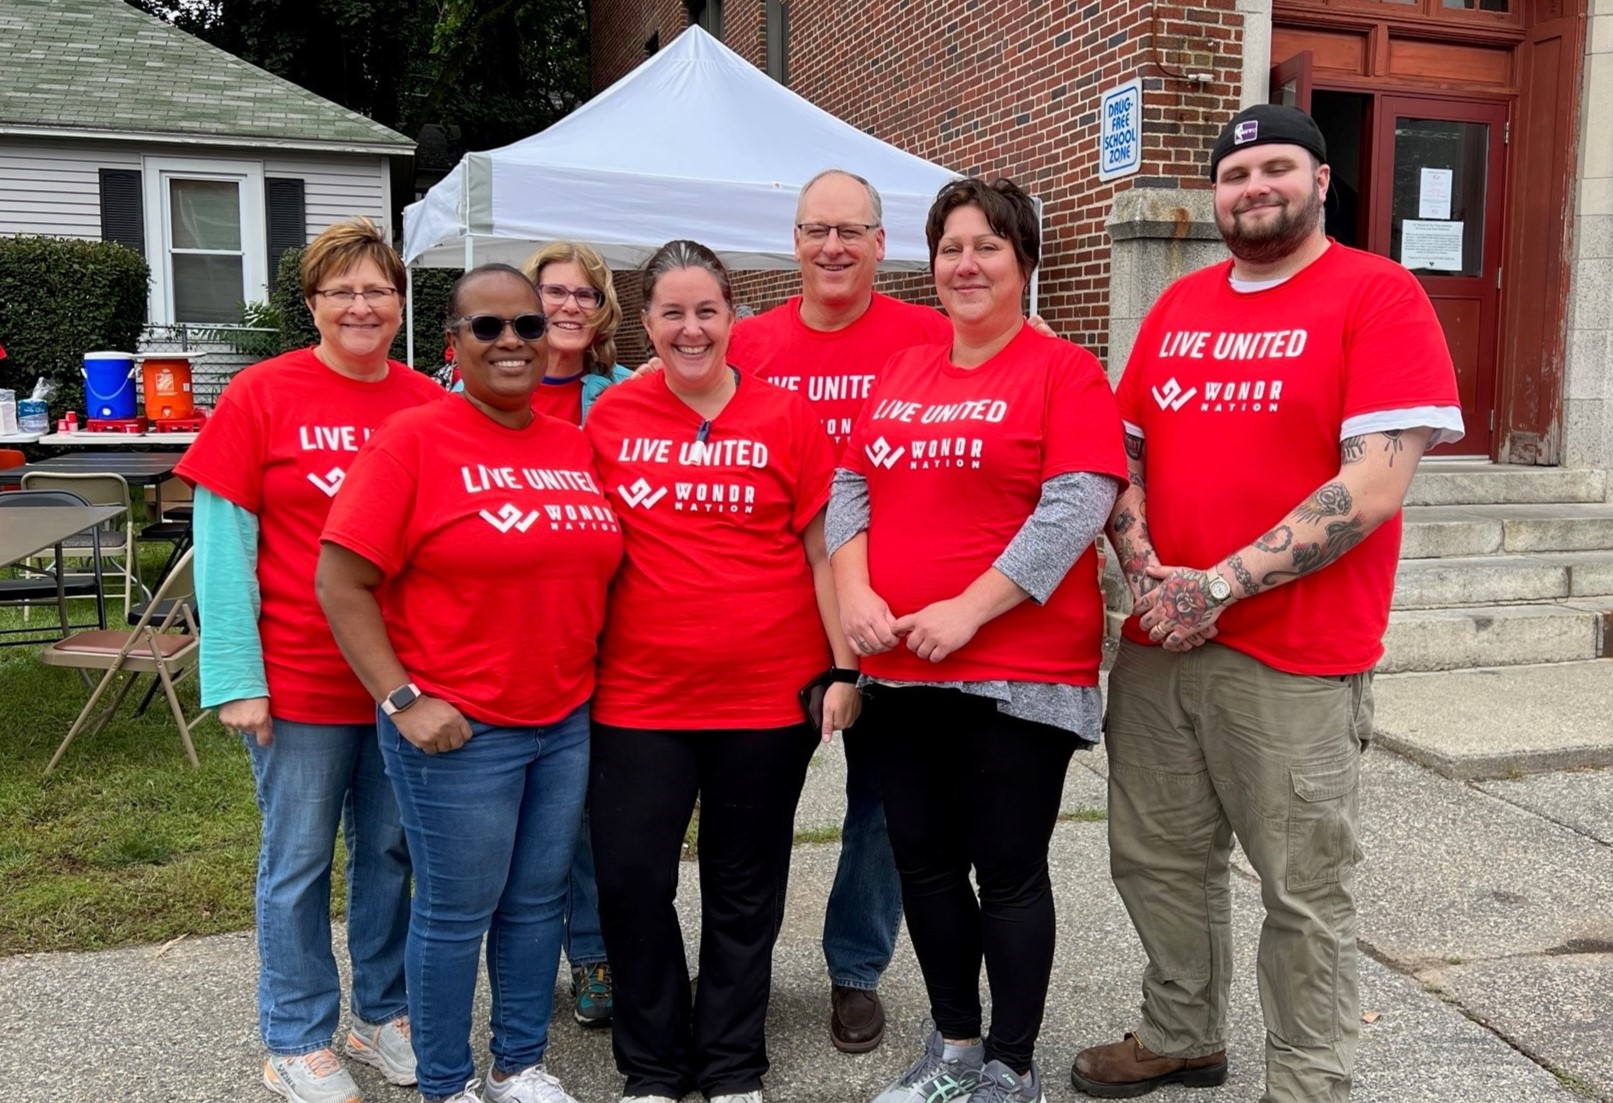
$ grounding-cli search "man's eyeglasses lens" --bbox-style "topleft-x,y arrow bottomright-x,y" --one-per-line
797,223 -> 877,244
317,288 -> 399,304
537,284 -> 605,310
461,313 -> 547,341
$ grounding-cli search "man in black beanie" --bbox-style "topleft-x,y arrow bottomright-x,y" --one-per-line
1069,103 -> 1464,1101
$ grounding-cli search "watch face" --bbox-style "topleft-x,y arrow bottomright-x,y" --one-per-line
388,685 -> 417,710
1208,576 -> 1232,601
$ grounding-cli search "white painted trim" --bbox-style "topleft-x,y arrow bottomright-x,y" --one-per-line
0,124 -> 411,157
142,155 -> 268,324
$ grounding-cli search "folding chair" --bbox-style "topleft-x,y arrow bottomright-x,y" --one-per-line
39,546 -> 207,776
20,471 -> 144,617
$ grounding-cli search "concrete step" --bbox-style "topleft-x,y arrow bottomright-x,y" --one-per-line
1401,503 -> 1613,559
1379,602 -> 1613,673
1393,551 -> 1613,608
1406,462 -> 1606,507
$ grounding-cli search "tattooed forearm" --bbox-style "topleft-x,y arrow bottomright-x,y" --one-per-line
1340,435 -> 1366,465
1294,482 -> 1353,524
1382,429 -> 1405,466
1227,553 -> 1260,597
1260,516 -> 1365,586
1124,433 -> 1146,490
1124,433 -> 1144,461
1255,524 -> 1293,553
1111,509 -> 1136,535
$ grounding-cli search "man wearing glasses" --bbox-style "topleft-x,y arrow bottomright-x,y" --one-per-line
726,168 -> 953,1056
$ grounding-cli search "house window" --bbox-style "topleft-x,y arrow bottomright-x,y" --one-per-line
766,0 -> 790,84
687,0 -> 723,38
142,157 -> 266,325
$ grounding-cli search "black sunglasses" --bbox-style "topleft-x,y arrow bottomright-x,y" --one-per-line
450,313 -> 548,342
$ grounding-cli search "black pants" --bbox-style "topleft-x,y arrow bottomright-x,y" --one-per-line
867,686 -> 1079,1074
590,721 -> 818,1098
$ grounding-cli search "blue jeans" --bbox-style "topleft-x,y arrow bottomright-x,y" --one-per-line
379,704 -> 590,1101
565,805 -> 607,966
822,724 -> 905,989
245,721 -> 411,1056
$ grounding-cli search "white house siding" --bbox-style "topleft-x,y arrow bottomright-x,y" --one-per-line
0,138 -> 390,246
0,141 -> 138,238
262,154 -> 389,242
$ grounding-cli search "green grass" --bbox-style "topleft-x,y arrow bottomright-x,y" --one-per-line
0,540 -> 274,955
792,825 -> 842,845
1059,806 -> 1108,823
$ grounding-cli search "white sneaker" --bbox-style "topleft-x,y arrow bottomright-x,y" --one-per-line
484,1064 -> 580,1103
617,1096 -> 678,1102
711,1093 -> 763,1103
435,1080 -> 485,1103
346,1014 -> 417,1086
263,1049 -> 362,1103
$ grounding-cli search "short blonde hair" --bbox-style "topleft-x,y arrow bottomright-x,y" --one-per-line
521,241 -> 622,373
300,217 -> 407,300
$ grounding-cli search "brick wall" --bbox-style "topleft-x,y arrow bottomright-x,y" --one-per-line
590,0 -> 1246,368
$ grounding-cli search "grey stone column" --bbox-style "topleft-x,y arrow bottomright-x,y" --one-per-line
1563,0 -> 1613,479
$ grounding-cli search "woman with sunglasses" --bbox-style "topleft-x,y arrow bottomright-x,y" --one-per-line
317,264 -> 624,1103
518,241 -> 629,1028
179,218 -> 441,1103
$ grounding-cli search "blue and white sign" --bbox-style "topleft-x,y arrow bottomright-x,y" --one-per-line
1099,77 -> 1143,182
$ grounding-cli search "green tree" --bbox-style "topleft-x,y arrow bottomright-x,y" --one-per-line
127,0 -> 588,157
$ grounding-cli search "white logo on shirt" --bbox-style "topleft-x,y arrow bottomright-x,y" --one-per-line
617,478 -> 668,509
306,467 -> 346,497
865,436 -> 906,470
479,503 -> 542,533
1151,378 -> 1197,412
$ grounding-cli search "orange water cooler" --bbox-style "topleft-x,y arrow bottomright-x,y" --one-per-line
138,354 -> 197,421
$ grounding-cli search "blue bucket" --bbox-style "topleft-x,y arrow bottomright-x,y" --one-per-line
83,351 -> 137,419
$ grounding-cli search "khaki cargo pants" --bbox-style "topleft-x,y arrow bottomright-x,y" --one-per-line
1105,640 -> 1373,1103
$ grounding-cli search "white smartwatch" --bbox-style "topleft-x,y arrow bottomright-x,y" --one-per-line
380,682 -> 422,716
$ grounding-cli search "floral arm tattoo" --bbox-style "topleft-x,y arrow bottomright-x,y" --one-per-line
1106,431 -> 1161,600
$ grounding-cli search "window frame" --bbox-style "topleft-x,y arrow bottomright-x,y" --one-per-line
141,155 -> 267,325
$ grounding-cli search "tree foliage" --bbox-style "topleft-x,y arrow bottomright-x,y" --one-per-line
127,0 -> 589,158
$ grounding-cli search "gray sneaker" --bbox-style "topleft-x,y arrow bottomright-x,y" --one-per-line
263,1049 -> 362,1103
346,1014 -> 417,1086
970,1061 -> 1045,1103
871,1030 -> 983,1103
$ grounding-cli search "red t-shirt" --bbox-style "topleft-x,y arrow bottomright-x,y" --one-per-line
728,292 -> 953,455
322,398 -> 623,727
1115,244 -> 1461,674
584,374 -> 836,729
842,325 -> 1127,686
176,349 -> 443,723
532,375 -> 585,425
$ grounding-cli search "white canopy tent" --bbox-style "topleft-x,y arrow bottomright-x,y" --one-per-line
399,25 -> 993,364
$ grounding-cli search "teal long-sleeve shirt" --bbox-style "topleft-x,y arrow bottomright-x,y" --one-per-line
193,485 -> 268,708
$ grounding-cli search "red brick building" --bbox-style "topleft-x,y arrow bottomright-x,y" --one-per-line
590,0 -> 1602,474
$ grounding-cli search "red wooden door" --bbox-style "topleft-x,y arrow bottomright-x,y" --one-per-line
1270,52 -> 1314,111
1369,96 -> 1508,456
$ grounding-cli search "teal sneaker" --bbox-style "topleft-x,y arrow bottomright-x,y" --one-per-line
871,1030 -> 983,1103
570,961 -> 614,1027
971,1061 -> 1045,1103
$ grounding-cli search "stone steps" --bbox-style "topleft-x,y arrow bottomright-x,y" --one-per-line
1380,602 -> 1612,674
1393,551 -> 1613,608
1405,462 -> 1606,507
1401,503 -> 1613,559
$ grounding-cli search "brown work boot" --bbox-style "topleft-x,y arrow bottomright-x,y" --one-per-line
1070,1033 -> 1227,1098
829,984 -> 886,1053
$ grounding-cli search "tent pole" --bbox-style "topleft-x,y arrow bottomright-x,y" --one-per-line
405,273 -> 415,369
465,234 -> 474,271
1028,196 -> 1043,317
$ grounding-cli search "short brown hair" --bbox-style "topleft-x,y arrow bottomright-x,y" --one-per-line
522,241 -> 623,374
640,240 -> 734,311
300,217 -> 407,300
924,178 -> 1040,280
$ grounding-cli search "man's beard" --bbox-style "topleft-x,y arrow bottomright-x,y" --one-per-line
1217,184 -> 1323,265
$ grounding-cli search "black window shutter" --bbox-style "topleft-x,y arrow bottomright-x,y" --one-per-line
99,168 -> 144,255
265,178 -> 307,292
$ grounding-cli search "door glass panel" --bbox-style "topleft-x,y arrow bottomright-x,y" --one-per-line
1389,117 -> 1486,277
1442,0 -> 1508,10
169,179 -> 242,250
172,255 -> 244,323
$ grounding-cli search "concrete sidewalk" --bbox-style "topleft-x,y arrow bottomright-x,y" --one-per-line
4,664 -> 1613,1103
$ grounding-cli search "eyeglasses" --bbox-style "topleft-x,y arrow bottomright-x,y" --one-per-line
450,313 -> 548,342
536,283 -> 606,310
796,222 -> 879,244
313,287 -> 399,304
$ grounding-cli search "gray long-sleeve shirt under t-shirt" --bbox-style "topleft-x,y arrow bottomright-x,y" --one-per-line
826,468 -> 1117,742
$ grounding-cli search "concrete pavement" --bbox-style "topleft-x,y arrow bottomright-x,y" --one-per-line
4,662 -> 1613,1103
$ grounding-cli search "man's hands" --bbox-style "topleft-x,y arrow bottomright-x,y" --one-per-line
1135,565 -> 1225,651
393,696 -> 474,754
